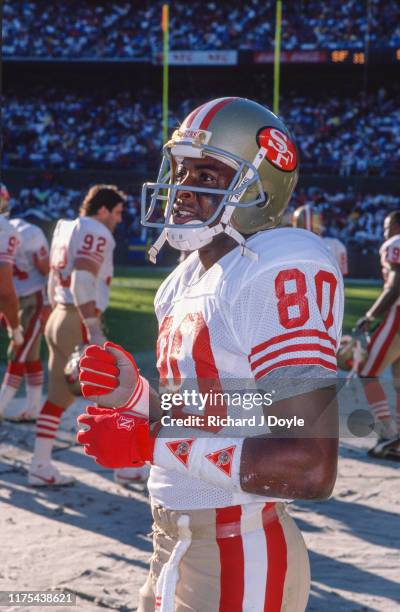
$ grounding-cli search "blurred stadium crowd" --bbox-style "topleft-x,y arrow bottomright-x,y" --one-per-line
7,180 -> 399,253
3,0 -> 399,264
3,0 -> 400,57
3,88 -> 400,176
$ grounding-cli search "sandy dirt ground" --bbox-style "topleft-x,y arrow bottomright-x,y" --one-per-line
0,371 -> 399,612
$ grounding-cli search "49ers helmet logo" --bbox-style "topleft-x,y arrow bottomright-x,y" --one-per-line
257,127 -> 297,172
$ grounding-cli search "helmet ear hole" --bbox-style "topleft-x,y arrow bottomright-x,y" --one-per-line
256,192 -> 269,208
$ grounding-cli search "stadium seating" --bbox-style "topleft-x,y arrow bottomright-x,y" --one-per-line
3,0 -> 400,58
3,88 -> 399,176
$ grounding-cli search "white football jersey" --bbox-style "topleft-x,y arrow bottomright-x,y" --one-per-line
380,234 -> 400,305
50,216 -> 115,312
148,228 -> 344,510
323,237 -> 348,276
0,215 -> 19,266
9,219 -> 49,297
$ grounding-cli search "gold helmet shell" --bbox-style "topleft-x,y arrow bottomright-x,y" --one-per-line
142,97 -> 299,242
292,204 -> 323,234
179,97 -> 299,233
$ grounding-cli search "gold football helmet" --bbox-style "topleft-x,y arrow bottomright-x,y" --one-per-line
141,97 -> 299,261
292,204 -> 324,235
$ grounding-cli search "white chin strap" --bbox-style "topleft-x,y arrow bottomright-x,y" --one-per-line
148,146 -> 267,264
148,222 -> 221,264
148,214 -> 258,264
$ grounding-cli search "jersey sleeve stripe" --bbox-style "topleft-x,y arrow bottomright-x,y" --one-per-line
249,329 -> 336,359
76,250 -> 104,263
254,357 -> 337,380
249,337 -> 336,367
250,342 -> 336,371
252,349 -> 336,377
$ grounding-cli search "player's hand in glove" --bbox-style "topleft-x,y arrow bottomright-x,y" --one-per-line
78,341 -> 149,417
77,406 -> 155,468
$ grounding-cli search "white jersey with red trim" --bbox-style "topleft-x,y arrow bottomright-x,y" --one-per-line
50,217 -> 115,312
0,215 -> 19,266
149,228 -> 344,510
9,219 -> 49,297
380,235 -> 400,289
323,237 -> 348,276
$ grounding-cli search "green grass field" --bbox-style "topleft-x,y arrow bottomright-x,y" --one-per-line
342,282 -> 381,333
0,267 -> 382,365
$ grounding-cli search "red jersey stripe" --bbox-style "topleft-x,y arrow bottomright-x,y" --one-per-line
255,357 -> 337,379
249,329 -> 336,359
76,250 -> 104,263
251,343 -> 336,370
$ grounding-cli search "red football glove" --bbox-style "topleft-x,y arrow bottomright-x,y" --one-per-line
79,341 -> 148,417
77,406 -> 155,469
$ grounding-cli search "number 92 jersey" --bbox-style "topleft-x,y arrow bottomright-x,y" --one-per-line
50,217 -> 115,312
150,227 -> 344,510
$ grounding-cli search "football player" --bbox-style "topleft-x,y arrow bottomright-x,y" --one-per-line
0,213 -> 50,421
78,98 -> 344,611
0,183 -> 23,409
293,204 -> 348,276
27,185 -> 129,486
356,210 -> 400,459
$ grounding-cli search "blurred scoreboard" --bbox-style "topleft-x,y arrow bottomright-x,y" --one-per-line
253,48 -> 399,65
330,48 -> 400,64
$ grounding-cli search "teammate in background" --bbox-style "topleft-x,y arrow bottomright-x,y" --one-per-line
292,204 -> 348,276
78,98 -> 344,610
356,210 -> 400,459
0,214 -> 50,421
27,184 -> 137,486
0,184 -> 23,412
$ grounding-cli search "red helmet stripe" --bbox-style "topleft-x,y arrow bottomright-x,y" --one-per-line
199,97 -> 236,130
184,101 -> 210,128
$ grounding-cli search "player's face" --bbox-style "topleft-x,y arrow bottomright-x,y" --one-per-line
383,216 -> 399,240
104,202 -> 124,232
171,155 -> 236,225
